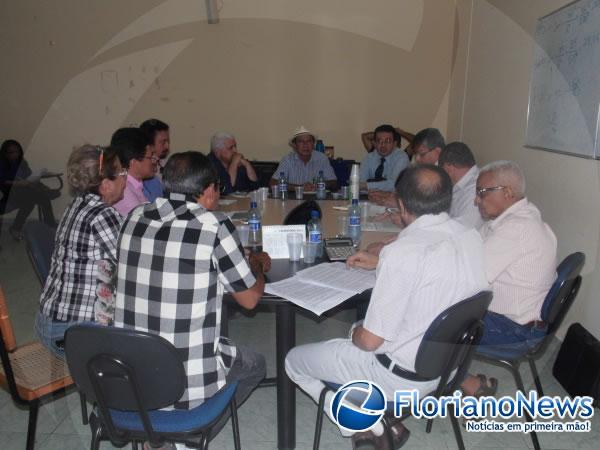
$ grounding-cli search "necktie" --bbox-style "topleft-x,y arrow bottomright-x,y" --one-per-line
374,157 -> 385,180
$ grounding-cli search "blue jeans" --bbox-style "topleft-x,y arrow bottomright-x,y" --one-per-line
479,311 -> 546,352
34,311 -> 81,360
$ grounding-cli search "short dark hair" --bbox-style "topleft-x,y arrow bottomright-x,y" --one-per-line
140,118 -> 169,142
110,127 -> 152,168
438,141 -> 476,168
373,124 -> 398,142
412,128 -> 445,151
163,151 -> 218,197
0,139 -> 24,164
396,164 -> 452,216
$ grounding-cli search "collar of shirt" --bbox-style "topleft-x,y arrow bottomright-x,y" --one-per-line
399,212 -> 451,237
167,191 -> 202,204
487,197 -> 530,231
127,174 -> 144,192
292,151 -> 315,165
454,165 -> 479,192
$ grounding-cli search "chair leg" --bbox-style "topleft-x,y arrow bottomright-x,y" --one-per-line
199,433 -> 209,450
448,403 -> 465,450
528,358 -> 544,397
381,416 -> 395,450
230,399 -> 241,450
510,364 -> 541,450
26,400 -> 40,450
80,393 -> 89,425
426,417 -> 433,433
313,388 -> 328,450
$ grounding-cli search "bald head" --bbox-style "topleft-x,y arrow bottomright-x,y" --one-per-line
396,164 -> 452,217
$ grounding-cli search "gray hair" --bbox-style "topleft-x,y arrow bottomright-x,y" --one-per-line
480,160 -> 526,197
210,131 -> 235,152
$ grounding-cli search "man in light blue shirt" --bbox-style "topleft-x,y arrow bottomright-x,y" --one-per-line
360,124 -> 409,192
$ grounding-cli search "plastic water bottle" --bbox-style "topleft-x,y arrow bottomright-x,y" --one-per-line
316,170 -> 326,200
347,198 -> 361,247
278,172 -> 288,200
306,210 -> 323,257
248,201 -> 262,250
315,139 -> 325,153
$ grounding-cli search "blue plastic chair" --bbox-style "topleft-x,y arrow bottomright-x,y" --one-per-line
475,252 -> 585,450
312,290 -> 493,450
65,324 -> 240,450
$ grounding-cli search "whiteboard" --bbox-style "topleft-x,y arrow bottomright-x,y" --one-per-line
526,0 -> 600,159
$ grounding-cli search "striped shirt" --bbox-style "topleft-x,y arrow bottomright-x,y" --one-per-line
39,193 -> 122,322
114,193 -> 256,409
364,213 -> 488,371
479,198 -> 557,325
272,151 -> 336,185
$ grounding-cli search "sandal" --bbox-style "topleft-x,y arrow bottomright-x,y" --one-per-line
387,419 -> 411,449
473,373 -> 498,398
352,430 -> 391,450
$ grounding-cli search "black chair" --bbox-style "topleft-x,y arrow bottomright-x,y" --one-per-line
312,290 -> 493,450
23,221 -> 56,285
0,174 -> 63,225
65,324 -> 241,450
475,252 -> 585,450
283,200 -> 322,225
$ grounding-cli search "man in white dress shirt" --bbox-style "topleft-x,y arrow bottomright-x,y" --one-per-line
461,160 -> 557,396
286,165 -> 488,448
439,141 -> 483,229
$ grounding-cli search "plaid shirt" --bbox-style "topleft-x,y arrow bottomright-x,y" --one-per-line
40,193 -> 122,322
114,192 -> 256,409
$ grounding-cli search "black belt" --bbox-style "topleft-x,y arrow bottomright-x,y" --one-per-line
375,354 -> 436,382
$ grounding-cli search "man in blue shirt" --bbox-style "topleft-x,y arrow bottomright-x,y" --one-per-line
360,124 -> 409,192
208,132 -> 258,195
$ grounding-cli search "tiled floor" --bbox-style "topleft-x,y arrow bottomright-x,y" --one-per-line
1,223 -> 598,450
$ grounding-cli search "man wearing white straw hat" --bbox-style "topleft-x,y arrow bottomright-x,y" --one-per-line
270,126 -> 337,191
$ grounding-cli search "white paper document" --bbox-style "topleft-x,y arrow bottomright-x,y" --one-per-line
218,199 -> 237,206
262,225 -> 306,259
362,220 -> 402,232
265,262 -> 376,315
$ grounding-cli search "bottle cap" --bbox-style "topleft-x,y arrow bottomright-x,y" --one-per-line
311,210 -> 319,218
352,199 -> 359,205
250,201 -> 257,208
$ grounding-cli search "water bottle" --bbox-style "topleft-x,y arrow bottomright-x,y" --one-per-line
248,201 -> 262,250
315,139 -> 325,153
347,198 -> 361,247
278,172 -> 288,200
306,210 -> 323,257
316,170 -> 326,200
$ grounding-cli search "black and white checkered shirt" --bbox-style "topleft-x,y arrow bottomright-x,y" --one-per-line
40,193 -> 123,322
114,192 -> 256,409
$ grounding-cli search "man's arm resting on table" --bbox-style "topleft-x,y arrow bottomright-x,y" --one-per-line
352,325 -> 384,352
230,252 -> 271,310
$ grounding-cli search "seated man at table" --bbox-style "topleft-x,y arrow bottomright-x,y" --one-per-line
270,125 -> 337,191
359,124 -> 409,193
140,118 -> 170,201
114,152 -> 270,431
369,127 -> 445,207
439,141 -> 483,229
286,164 -> 487,448
111,127 -> 157,216
208,131 -> 258,195
461,160 -> 557,396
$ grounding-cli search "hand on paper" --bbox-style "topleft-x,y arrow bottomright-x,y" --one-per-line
346,251 -> 378,271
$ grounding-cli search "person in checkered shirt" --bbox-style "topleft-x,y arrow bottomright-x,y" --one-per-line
114,151 -> 270,423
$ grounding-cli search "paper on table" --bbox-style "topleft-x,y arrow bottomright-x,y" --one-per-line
219,199 -> 237,206
265,262 -> 376,315
262,225 -> 306,259
362,221 -> 402,232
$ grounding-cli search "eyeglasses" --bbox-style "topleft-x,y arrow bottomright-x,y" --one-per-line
116,169 -> 128,178
415,148 -> 434,158
375,138 -> 394,145
476,186 -> 507,198
97,146 -> 105,175
143,155 -> 159,163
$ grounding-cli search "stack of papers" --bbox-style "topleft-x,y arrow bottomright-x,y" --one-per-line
265,263 -> 376,315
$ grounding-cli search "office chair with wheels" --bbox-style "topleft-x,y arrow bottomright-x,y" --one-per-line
312,290 -> 493,450
65,324 -> 241,450
0,283 -> 74,450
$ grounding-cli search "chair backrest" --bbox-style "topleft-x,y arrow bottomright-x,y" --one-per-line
541,252 -> 585,335
284,200 -> 322,225
23,221 -> 56,285
0,283 -> 17,352
64,324 -> 186,412
414,290 -> 493,380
